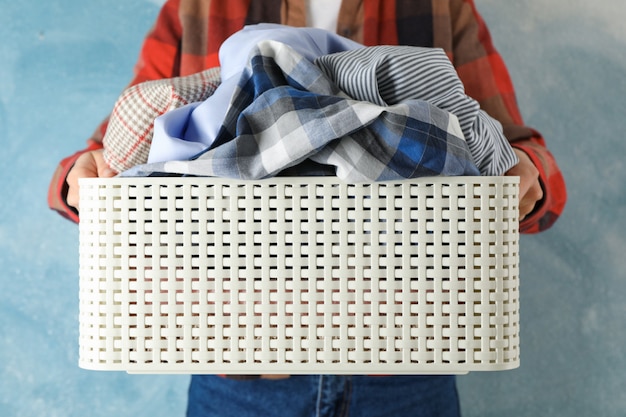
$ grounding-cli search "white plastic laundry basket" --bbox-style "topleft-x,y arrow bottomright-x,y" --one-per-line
78,176 -> 520,374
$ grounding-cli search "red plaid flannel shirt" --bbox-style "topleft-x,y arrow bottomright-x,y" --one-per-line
49,0 -> 566,233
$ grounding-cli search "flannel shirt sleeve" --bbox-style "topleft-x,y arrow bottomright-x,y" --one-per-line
47,0 -> 184,223
451,0 -> 566,233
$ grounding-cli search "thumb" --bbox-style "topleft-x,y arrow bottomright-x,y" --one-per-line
100,166 -> 118,178
93,151 -> 118,177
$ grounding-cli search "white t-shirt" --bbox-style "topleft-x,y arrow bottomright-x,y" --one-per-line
306,0 -> 342,32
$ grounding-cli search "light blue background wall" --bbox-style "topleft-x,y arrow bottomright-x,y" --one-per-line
0,0 -> 624,416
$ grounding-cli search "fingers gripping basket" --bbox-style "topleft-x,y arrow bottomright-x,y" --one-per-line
78,176 -> 520,374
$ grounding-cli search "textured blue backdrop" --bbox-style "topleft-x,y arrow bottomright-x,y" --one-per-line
1,1 -> 624,416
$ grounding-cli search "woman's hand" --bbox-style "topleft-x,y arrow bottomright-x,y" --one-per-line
505,148 -> 543,221
66,149 -> 117,211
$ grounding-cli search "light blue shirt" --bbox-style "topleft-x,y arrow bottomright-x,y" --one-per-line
148,24 -> 363,164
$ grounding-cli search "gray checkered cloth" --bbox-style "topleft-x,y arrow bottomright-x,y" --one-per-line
102,67 -> 221,172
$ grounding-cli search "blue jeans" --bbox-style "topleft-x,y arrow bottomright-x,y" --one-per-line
187,375 -> 460,417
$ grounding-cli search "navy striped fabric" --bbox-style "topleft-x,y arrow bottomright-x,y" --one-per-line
315,46 -> 518,176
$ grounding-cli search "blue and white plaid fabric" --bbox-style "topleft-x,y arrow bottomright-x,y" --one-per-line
124,29 -> 517,180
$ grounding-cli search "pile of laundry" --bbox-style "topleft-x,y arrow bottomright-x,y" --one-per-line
104,24 -> 518,181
